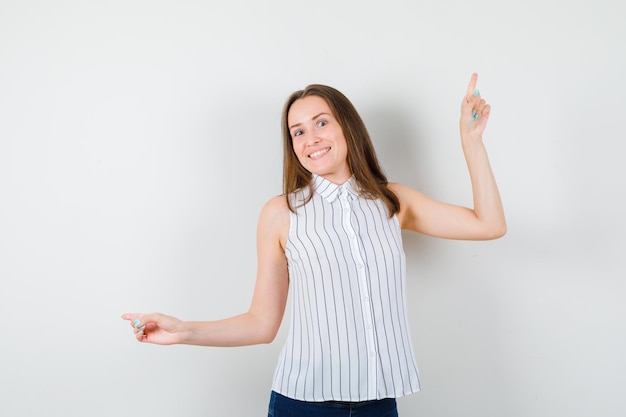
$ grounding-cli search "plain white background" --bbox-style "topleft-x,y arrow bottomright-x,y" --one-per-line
1,1 -> 624,416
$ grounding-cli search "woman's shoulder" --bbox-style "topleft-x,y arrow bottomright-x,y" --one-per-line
387,182 -> 425,201
259,195 -> 291,227
387,181 -> 407,193
258,195 -> 290,247
386,182 -> 429,226
262,194 -> 290,212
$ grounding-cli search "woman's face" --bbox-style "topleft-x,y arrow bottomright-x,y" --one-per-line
287,95 -> 351,185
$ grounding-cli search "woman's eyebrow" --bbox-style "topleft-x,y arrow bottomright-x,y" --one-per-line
289,112 -> 330,130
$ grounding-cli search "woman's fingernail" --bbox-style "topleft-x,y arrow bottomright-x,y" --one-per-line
473,89 -> 479,97
474,113 -> 479,121
472,109 -> 477,117
137,330 -> 144,336
133,319 -> 141,328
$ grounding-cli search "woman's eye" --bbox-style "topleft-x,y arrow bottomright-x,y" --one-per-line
293,130 -> 303,137
317,120 -> 327,127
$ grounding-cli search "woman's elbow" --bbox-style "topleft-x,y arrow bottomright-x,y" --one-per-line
485,221 -> 507,240
257,324 -> 280,344
252,314 -> 283,344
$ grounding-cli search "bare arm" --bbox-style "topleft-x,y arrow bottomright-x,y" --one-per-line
121,195 -> 291,346
392,73 -> 506,240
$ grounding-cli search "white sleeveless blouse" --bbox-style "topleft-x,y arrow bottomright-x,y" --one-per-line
271,175 -> 421,402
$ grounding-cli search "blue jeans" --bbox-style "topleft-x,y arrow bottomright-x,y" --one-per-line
267,391 -> 399,417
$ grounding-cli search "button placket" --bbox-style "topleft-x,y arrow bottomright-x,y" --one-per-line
338,187 -> 377,398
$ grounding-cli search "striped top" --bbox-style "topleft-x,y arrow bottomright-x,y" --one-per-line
271,175 -> 421,402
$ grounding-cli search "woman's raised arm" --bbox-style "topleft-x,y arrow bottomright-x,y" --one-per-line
392,73 -> 506,240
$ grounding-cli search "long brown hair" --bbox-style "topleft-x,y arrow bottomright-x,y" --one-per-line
282,84 -> 399,217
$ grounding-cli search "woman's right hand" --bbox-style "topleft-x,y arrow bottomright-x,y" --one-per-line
121,312 -> 185,345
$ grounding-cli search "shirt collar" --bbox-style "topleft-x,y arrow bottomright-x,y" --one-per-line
312,174 -> 359,203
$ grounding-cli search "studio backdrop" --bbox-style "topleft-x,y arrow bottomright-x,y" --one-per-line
0,1 -> 624,416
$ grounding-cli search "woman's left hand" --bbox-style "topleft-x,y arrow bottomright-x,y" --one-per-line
460,73 -> 491,140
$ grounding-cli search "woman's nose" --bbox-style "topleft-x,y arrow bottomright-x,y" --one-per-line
306,132 -> 321,145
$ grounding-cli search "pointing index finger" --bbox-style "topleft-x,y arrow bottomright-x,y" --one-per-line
466,73 -> 479,102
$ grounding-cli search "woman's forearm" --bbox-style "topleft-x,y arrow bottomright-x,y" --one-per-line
180,311 -> 280,347
461,135 -> 507,238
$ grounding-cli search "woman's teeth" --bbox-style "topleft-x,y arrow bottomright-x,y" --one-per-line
309,148 -> 329,158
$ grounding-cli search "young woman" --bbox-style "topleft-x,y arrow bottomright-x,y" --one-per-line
122,73 -> 506,416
